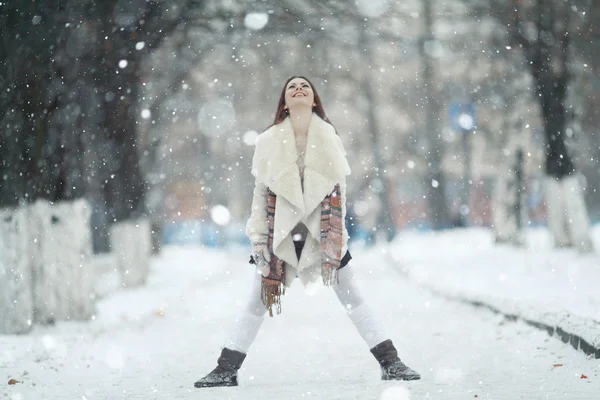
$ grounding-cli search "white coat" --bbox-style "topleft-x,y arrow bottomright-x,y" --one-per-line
246,114 -> 351,286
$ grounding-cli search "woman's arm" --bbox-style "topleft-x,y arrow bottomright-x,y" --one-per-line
340,180 -> 349,255
245,179 -> 269,245
333,134 -> 350,255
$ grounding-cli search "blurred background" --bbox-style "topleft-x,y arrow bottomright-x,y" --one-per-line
1,0 -> 599,332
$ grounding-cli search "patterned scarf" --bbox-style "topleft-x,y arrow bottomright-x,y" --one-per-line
261,184 -> 343,316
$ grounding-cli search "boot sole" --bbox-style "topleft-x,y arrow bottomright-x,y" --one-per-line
382,375 -> 421,381
194,380 -> 238,388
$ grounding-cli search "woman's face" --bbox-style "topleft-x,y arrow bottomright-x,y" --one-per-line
284,78 -> 315,110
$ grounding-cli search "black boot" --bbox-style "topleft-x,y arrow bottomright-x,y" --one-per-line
370,339 -> 421,381
194,348 -> 247,388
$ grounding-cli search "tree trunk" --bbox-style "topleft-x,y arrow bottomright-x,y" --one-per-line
517,0 -> 593,251
421,0 -> 450,229
359,25 -> 397,241
537,76 -> 574,179
101,89 -> 147,223
493,149 -> 526,246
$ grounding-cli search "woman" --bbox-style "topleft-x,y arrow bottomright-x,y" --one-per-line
194,76 -> 420,388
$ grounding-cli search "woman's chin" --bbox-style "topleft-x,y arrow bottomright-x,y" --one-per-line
287,101 -> 313,110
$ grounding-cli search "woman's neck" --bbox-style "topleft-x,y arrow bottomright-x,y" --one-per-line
288,107 -> 312,136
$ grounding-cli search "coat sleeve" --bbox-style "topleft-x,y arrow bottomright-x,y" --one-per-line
246,133 -> 269,245
334,134 -> 350,255
246,178 -> 269,245
340,180 -> 349,255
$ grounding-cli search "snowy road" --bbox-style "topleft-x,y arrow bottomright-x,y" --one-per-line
2,246 -> 598,400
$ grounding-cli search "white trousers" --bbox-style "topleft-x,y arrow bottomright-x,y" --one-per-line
225,265 -> 388,353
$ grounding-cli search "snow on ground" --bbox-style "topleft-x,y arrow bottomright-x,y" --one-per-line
388,225 -> 600,349
1,244 -> 599,400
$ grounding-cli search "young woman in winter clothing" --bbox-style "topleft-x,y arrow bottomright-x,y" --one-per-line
194,76 -> 420,388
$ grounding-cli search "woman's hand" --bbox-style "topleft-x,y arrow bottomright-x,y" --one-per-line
252,242 -> 271,277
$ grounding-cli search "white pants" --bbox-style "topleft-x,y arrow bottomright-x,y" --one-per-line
225,265 -> 388,353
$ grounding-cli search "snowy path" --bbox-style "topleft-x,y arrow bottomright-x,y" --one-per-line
2,246 -> 598,400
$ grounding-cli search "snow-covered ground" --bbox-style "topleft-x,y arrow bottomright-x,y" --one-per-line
388,225 -> 600,352
1,241 -> 599,400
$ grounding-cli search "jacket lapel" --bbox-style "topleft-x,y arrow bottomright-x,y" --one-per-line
251,118 -> 304,213
250,114 -> 351,252
302,116 -> 351,215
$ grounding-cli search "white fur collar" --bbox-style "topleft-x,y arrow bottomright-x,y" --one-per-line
251,114 -> 351,215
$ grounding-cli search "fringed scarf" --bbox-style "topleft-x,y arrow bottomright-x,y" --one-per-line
261,184 -> 343,317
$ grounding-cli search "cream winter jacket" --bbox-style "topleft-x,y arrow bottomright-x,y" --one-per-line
246,114 -> 351,286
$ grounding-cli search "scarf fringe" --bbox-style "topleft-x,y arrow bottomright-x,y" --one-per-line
322,265 -> 340,286
261,278 -> 286,317
263,184 -> 342,316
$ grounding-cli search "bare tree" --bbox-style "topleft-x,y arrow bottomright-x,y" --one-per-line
509,0 -> 594,251
420,0 -> 451,229
465,0 -> 596,250
0,0 -> 215,251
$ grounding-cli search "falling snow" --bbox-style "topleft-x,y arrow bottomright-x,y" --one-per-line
1,2 -> 599,398
244,12 -> 269,31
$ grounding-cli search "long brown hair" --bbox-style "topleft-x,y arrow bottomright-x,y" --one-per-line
263,76 -> 336,133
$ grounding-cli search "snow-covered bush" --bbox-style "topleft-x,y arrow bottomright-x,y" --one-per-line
91,252 -> 121,299
545,174 -> 594,253
0,207 -> 34,334
109,218 -> 152,287
31,199 -> 95,324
